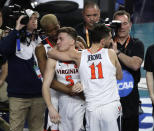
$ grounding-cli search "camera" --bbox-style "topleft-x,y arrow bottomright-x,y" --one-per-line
104,18 -> 122,37
2,4 -> 30,29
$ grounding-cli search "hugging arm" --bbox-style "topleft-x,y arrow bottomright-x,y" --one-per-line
47,48 -> 80,65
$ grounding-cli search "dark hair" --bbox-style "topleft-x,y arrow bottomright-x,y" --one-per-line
113,10 -> 131,22
83,1 -> 99,11
57,27 -> 77,41
91,23 -> 111,43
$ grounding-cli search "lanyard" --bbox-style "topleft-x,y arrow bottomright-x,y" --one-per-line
115,35 -> 130,49
16,33 -> 21,51
85,27 -> 90,48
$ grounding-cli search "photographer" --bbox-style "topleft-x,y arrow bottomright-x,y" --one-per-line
0,10 -> 45,131
112,10 -> 144,131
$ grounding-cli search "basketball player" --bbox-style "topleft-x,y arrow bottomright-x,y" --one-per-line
42,27 -> 85,131
36,14 -> 85,131
47,24 -> 123,131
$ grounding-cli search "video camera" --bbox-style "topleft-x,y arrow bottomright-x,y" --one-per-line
2,4 -> 31,29
104,18 -> 122,37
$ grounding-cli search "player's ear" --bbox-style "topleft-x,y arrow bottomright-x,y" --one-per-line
100,38 -> 105,46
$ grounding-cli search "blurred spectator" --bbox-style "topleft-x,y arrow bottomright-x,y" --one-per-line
0,7 -> 9,131
0,8 -> 8,103
144,44 -> 154,131
75,1 -> 100,48
0,9 -> 46,131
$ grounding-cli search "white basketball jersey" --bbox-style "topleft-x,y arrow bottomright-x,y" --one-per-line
55,61 -> 83,103
44,43 -> 52,54
79,48 -> 120,111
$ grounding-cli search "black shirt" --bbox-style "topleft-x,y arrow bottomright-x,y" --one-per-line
144,44 -> 154,75
75,22 -> 92,48
0,55 -> 7,68
117,37 -> 144,117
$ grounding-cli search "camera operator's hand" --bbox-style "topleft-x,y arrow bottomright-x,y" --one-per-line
15,15 -> 26,31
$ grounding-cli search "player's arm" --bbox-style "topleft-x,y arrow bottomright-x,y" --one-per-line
146,71 -> 154,104
47,48 -> 80,66
108,49 -> 123,80
115,53 -> 123,80
35,43 -> 47,76
50,79 -> 73,95
42,58 -> 60,123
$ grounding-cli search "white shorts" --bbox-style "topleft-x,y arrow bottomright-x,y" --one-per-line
47,96 -> 59,131
59,98 -> 85,131
86,101 -> 122,131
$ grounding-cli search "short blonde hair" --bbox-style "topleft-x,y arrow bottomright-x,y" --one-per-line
40,14 -> 58,30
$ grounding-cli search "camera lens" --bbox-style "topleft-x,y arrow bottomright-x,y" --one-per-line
20,16 -> 29,25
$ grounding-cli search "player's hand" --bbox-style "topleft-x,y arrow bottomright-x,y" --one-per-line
48,105 -> 61,124
72,82 -> 83,93
75,41 -> 85,50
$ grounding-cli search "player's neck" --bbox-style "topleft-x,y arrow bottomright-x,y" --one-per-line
90,44 -> 103,53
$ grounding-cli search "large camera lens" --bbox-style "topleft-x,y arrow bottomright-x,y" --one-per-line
20,16 -> 29,25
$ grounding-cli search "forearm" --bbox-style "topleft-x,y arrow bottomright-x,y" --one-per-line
51,79 -> 71,94
118,53 -> 142,71
42,85 -> 53,108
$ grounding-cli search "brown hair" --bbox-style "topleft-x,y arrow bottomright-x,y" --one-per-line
91,23 -> 111,43
57,27 -> 77,41
113,10 -> 131,22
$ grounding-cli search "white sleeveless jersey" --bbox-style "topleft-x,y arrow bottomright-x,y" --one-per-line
79,48 -> 120,111
55,61 -> 83,103
44,43 -> 52,54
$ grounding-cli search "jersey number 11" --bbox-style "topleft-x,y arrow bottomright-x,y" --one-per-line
89,62 -> 104,79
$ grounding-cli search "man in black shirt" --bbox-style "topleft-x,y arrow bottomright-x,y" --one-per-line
112,10 -> 144,131
144,44 -> 154,130
75,1 -> 100,48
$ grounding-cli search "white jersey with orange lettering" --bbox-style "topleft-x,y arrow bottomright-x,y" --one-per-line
79,48 -> 121,131
55,61 -> 85,131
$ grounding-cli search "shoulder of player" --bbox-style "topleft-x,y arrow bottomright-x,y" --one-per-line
35,43 -> 46,55
108,49 -> 116,55
35,43 -> 44,51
